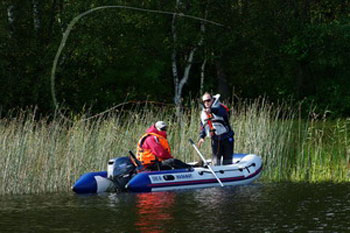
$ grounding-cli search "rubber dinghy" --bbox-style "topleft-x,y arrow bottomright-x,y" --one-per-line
72,153 -> 263,194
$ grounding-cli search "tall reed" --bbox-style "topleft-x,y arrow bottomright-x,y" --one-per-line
0,100 -> 349,195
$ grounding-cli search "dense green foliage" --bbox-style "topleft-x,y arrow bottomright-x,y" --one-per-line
1,0 -> 350,116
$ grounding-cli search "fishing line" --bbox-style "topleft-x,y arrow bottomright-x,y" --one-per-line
50,5 -> 224,122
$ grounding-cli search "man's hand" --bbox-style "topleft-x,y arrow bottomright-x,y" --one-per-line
197,138 -> 205,147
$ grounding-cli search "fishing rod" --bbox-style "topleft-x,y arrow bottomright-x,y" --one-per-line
188,139 -> 224,187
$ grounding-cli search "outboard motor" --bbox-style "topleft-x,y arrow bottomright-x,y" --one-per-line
107,157 -> 136,191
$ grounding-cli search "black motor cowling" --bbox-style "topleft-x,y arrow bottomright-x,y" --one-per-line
107,157 -> 136,191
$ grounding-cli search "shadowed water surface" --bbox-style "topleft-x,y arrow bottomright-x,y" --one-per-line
1,183 -> 349,232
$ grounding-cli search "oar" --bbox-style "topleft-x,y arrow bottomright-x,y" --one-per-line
129,150 -> 143,168
188,139 -> 224,187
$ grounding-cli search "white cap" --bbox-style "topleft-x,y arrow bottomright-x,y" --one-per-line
202,93 -> 212,102
155,121 -> 168,131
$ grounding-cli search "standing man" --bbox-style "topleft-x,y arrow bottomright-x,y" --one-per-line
197,93 -> 234,165
137,121 -> 191,170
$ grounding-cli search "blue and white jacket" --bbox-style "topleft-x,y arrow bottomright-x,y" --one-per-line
199,95 -> 234,140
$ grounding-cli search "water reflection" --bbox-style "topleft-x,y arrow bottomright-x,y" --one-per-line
1,183 -> 350,233
135,192 -> 176,233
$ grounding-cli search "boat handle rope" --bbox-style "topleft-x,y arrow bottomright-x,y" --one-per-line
199,163 -> 256,175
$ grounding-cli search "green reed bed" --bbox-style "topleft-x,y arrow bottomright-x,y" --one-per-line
291,118 -> 350,182
0,101 -> 349,195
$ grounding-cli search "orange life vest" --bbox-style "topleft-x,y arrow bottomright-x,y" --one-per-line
205,104 -> 230,137
136,133 -> 171,166
205,112 -> 216,137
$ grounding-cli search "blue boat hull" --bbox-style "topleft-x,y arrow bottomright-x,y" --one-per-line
72,153 -> 263,194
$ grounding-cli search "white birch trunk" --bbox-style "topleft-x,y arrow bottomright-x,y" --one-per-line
199,20 -> 207,95
172,14 -> 179,106
7,5 -> 15,38
200,58 -> 207,95
57,0 -> 65,33
172,0 -> 206,117
172,0 -> 181,115
32,0 -> 40,32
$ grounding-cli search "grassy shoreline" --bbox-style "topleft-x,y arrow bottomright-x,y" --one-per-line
1,100 -> 349,195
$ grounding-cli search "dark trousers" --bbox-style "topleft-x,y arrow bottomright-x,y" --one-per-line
161,158 -> 192,170
146,158 -> 191,171
211,136 -> 234,165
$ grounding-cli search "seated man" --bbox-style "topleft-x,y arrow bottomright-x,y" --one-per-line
136,121 -> 191,171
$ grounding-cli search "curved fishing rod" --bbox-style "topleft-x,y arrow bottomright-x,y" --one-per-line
50,5 -> 224,122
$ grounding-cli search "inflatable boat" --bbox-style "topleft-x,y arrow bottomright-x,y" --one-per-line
72,153 -> 263,194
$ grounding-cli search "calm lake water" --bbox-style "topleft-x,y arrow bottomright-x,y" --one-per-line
1,183 -> 349,233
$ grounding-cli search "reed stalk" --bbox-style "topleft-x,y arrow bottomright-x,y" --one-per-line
0,100 -> 349,195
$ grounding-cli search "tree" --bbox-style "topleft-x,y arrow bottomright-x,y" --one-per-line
172,0 -> 195,116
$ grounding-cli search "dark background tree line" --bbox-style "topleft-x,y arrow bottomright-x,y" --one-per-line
1,0 -> 350,117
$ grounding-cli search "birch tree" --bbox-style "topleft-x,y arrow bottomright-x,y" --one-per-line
7,3 -> 15,38
32,0 -> 40,33
199,18 -> 207,96
172,0 -> 206,117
